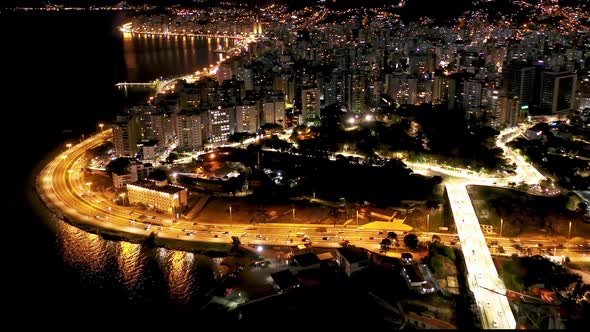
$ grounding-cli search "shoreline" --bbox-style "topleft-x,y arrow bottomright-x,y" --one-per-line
33,136 -> 233,255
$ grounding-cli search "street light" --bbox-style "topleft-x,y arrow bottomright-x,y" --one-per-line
229,204 -> 233,231
98,123 -> 104,132
568,221 -> 572,239
66,143 -> 72,149
356,210 -> 359,227
292,208 -> 295,223
427,213 -> 430,233
500,218 -> 504,237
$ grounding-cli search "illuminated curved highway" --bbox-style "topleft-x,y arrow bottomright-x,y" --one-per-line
37,125 -> 552,330
36,130 -> 412,252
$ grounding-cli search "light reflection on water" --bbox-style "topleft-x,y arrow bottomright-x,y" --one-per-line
117,241 -> 144,289
166,250 -> 195,303
57,220 -> 109,274
54,219 -> 220,304
122,33 -> 236,82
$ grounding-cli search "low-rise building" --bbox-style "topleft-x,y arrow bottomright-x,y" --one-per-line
270,269 -> 300,294
131,161 -> 153,181
126,179 -> 187,215
112,172 -> 135,189
111,160 -> 153,189
335,246 -> 369,277
140,140 -> 159,161
401,263 -> 436,294
293,252 -> 321,271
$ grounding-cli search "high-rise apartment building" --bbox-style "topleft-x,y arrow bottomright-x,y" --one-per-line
216,62 -> 233,85
175,111 -> 204,149
502,62 -> 535,108
235,103 -> 259,133
262,91 -> 286,127
208,106 -> 234,144
540,69 -> 577,114
494,94 -> 523,127
350,71 -> 367,113
150,112 -> 174,145
301,88 -> 321,122
463,79 -> 483,110
113,115 -> 138,158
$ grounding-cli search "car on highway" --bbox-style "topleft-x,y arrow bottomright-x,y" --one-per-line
322,236 -> 330,240
213,234 -> 220,238
252,261 -> 270,268
186,231 -> 195,236
241,233 -> 248,237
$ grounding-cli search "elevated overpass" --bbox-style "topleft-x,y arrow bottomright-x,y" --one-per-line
446,181 -> 516,329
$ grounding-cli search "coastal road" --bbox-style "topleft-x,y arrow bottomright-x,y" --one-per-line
37,130 -> 415,252
38,124 -> 585,331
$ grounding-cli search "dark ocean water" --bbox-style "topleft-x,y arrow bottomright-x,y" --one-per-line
1,10 -> 231,327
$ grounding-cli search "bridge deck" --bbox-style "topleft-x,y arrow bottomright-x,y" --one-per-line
446,182 -> 516,329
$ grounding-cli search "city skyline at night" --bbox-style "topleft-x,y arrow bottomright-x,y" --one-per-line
5,0 -> 590,330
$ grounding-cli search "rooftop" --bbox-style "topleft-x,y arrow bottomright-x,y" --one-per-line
270,269 -> 300,291
316,252 -> 334,261
337,246 -> 368,264
293,252 -> 321,267
402,264 -> 425,283
128,179 -> 186,195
